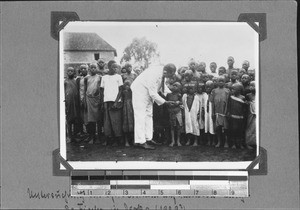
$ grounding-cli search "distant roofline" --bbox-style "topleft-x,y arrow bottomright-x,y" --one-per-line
64,32 -> 117,56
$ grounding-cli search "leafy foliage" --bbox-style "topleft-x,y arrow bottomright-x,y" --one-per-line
121,37 -> 159,69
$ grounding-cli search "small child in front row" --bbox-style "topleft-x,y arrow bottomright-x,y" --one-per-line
211,76 -> 230,148
64,67 -> 80,143
182,85 -> 200,146
204,80 -> 216,146
196,82 -> 207,145
166,82 -> 183,147
122,80 -> 134,147
227,83 -> 247,149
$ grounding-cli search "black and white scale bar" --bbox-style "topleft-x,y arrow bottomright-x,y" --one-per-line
71,172 -> 249,197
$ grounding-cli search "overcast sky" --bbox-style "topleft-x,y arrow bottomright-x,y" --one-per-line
62,21 -> 259,70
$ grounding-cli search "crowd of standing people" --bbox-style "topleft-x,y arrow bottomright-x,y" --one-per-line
64,56 -> 257,151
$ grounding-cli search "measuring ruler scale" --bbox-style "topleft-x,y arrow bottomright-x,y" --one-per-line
70,171 -> 249,197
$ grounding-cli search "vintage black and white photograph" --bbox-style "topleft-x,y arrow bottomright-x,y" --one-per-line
59,21 -> 259,170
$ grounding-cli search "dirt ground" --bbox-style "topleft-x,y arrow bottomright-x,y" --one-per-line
67,137 -> 256,162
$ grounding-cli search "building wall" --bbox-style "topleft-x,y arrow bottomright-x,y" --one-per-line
64,51 -> 115,64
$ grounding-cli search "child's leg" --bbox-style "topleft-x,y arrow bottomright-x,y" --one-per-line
231,136 -> 237,149
88,122 -> 96,144
200,129 -> 206,145
66,121 -> 73,143
186,133 -> 191,145
124,133 -> 130,147
224,129 -> 229,148
192,134 -> 198,146
176,127 -> 182,146
169,126 -> 175,147
215,126 -> 222,147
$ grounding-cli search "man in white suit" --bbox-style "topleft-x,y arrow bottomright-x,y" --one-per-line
131,63 -> 177,150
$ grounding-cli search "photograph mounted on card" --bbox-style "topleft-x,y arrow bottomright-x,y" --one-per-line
59,21 -> 259,170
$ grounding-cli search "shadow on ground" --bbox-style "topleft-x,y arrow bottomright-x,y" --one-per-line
67,141 -> 256,162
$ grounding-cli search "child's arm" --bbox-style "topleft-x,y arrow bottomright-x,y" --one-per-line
112,76 -> 123,108
211,90 -> 216,122
83,77 -> 88,109
226,95 -> 231,117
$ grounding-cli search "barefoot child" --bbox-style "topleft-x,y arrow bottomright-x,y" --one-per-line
227,83 -> 247,149
182,85 -> 200,146
100,61 -> 123,146
76,64 -> 88,137
64,67 -> 80,143
245,81 -> 256,148
196,82 -> 207,145
204,81 -> 216,146
211,76 -> 230,148
166,82 -> 183,147
83,63 -> 102,144
122,80 -> 134,147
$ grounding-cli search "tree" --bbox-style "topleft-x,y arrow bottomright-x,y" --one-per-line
121,37 -> 160,69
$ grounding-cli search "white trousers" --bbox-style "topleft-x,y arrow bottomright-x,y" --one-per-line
132,86 -> 154,144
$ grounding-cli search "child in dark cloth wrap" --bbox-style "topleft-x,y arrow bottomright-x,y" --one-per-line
166,82 -> 183,147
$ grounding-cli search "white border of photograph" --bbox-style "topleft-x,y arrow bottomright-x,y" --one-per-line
59,21 -> 259,170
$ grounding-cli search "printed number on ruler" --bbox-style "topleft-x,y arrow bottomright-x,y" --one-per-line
123,190 -> 128,195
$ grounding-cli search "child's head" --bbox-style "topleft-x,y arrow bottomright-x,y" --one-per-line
125,63 -> 132,74
134,68 -> 141,75
231,70 -> 238,82
89,63 -> 98,75
208,74 -> 214,81
218,66 -> 226,76
205,80 -> 214,94
184,70 -> 193,82
168,74 -> 177,85
188,60 -> 196,71
179,68 -> 187,78
170,82 -> 182,93
249,81 -> 256,94
212,77 -> 218,88
201,73 -> 209,83
123,80 -> 132,91
248,70 -> 255,81
109,63 -> 119,75
79,64 -> 88,76
107,60 -> 116,71
198,62 -> 206,73
218,76 -> 226,88
187,85 -> 196,95
67,67 -> 75,78
238,68 -> 247,80
210,62 -> 217,73
241,74 -> 250,86
197,82 -> 205,94
223,73 -> 230,83
121,66 -> 127,74
242,60 -> 250,71
97,58 -> 106,69
231,83 -> 243,96
227,56 -> 235,68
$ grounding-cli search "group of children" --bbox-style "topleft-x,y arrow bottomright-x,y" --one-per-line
64,56 -> 257,149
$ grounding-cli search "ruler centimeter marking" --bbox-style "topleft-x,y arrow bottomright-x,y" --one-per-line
70,171 -> 249,197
